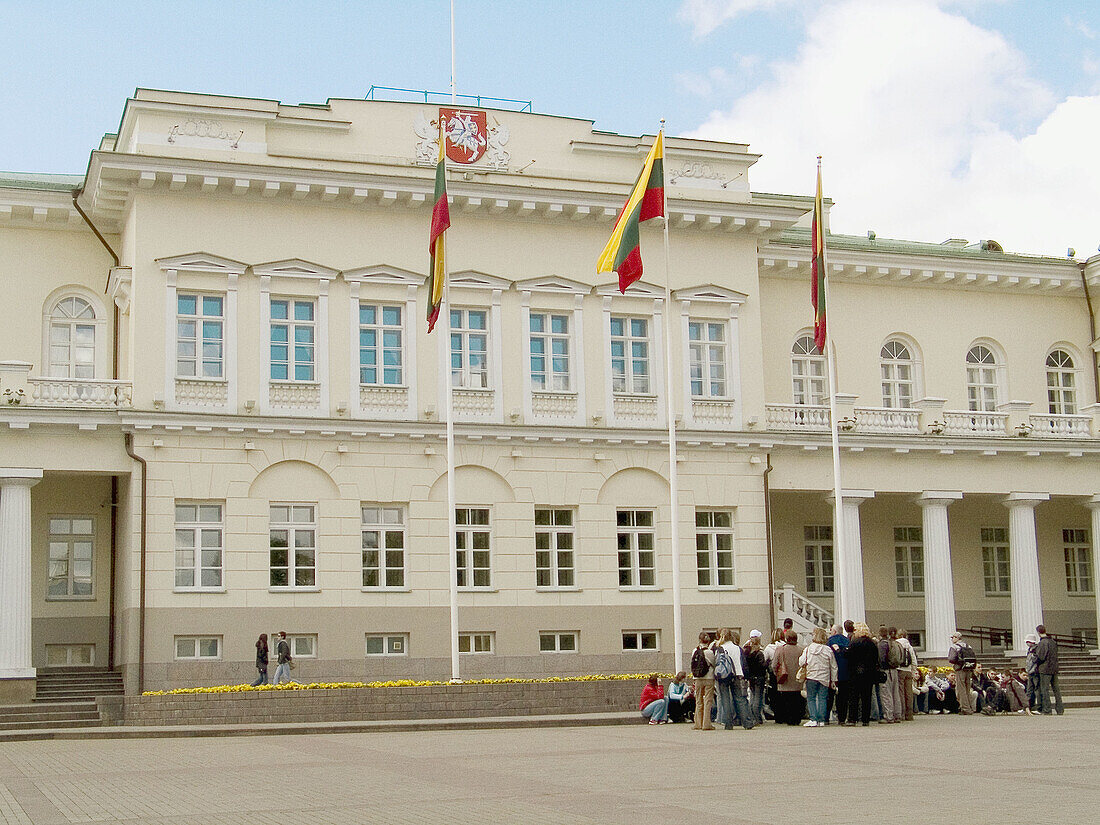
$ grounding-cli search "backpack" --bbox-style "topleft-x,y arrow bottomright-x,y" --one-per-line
713,645 -> 734,682
900,644 -> 912,668
887,640 -> 903,669
957,643 -> 977,670
690,646 -> 710,678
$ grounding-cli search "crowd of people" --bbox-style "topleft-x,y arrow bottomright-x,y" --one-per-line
638,620 -> 1067,728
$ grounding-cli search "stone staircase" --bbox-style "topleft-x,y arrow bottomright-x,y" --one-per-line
773,584 -> 834,644
34,668 -> 124,703
974,649 -> 1100,707
0,701 -> 101,731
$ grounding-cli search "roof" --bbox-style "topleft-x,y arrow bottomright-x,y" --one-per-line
0,171 -> 85,192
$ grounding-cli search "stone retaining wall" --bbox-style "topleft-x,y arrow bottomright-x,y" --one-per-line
98,679 -> 646,726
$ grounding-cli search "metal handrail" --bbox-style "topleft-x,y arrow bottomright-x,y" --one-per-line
365,86 -> 533,112
961,625 -> 1089,653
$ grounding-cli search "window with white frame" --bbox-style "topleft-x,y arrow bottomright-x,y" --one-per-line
176,294 -> 224,378
893,526 -> 924,594
791,335 -> 825,405
529,312 -> 571,391
966,345 -> 1000,412
610,316 -> 651,394
450,308 -> 489,388
365,634 -> 408,656
458,633 -> 493,654
981,527 -> 1011,593
362,505 -> 405,588
270,298 -> 315,381
688,320 -> 728,397
47,517 -> 94,598
269,504 -> 317,588
1046,350 -> 1077,415
539,631 -> 578,652
622,630 -> 659,651
804,525 -> 834,595
174,502 -> 223,589
535,508 -> 575,588
456,507 -> 491,588
45,644 -> 95,667
49,297 -> 97,378
359,304 -> 403,386
696,510 -> 735,587
174,636 -> 221,660
617,509 -> 656,587
288,634 -> 316,658
880,340 -> 915,408
1063,528 -> 1092,593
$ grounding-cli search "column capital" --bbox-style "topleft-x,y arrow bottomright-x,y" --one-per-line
1003,491 -> 1050,509
826,489 -> 875,506
917,491 -> 963,507
1084,494 -> 1100,511
0,468 -> 42,487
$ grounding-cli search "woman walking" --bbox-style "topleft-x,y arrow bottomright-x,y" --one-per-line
799,627 -> 837,726
251,633 -> 269,686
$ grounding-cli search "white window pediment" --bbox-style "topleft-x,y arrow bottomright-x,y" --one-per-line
595,280 -> 664,299
343,264 -> 423,287
253,258 -> 338,281
448,270 -> 512,292
515,276 -> 591,296
672,284 -> 748,306
156,252 -> 248,276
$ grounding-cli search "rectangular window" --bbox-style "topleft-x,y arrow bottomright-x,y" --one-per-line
539,631 -> 578,653
1063,528 -> 1093,593
176,293 -> 224,378
534,508 -> 575,588
174,636 -> 221,660
893,526 -> 924,594
456,507 -> 492,588
610,316 -> 651,394
270,298 -> 315,382
450,308 -> 489,389
47,517 -> 94,598
695,510 -> 735,588
458,633 -> 493,654
362,506 -> 405,588
174,502 -> 224,589
981,527 -> 1011,593
617,509 -> 656,588
365,634 -> 408,656
622,630 -> 659,651
804,525 -> 834,595
529,312 -> 571,391
359,303 -> 403,385
269,504 -> 317,588
907,631 -> 923,650
45,644 -> 95,667
688,321 -> 728,397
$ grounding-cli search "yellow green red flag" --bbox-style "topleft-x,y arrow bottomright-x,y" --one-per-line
597,132 -> 665,293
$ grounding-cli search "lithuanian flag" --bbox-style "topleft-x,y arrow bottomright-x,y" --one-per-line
426,127 -> 451,333
597,132 -> 665,293
811,160 -> 827,353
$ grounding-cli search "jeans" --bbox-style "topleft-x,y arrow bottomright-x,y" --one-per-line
272,662 -> 291,685
729,677 -> 754,729
915,691 -> 929,714
251,668 -> 267,687
830,681 -> 850,723
642,698 -> 668,722
716,679 -> 736,728
748,677 -> 766,725
1038,673 -> 1064,715
806,679 -> 829,723
1026,673 -> 1039,710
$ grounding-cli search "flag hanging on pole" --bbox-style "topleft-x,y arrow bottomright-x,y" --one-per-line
810,159 -> 827,353
426,124 -> 451,333
597,132 -> 665,293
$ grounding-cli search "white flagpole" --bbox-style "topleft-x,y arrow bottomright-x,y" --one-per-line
445,0 -> 460,682
659,121 -> 684,674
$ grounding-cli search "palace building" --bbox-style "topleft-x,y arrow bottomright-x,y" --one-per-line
1,88 -> 1098,700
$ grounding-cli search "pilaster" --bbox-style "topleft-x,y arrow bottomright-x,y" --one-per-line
1087,495 -> 1100,655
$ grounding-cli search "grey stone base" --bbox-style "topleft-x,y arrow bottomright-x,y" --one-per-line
0,677 -> 36,705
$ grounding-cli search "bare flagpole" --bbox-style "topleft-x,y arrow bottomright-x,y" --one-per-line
444,0 -> 461,682
659,120 -> 684,673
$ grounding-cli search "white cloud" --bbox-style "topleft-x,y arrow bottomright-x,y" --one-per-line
1066,16 -> 1097,39
688,0 -> 1100,256
678,0 -> 794,38
675,66 -> 740,97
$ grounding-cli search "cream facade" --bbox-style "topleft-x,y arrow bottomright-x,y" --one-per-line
1,89 -> 1099,697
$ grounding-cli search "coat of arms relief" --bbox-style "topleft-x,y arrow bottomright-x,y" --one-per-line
414,108 -> 510,170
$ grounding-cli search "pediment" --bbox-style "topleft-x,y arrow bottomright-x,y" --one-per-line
448,270 -> 513,291
252,258 -> 339,280
343,264 -> 424,286
515,276 -> 592,295
672,284 -> 748,305
156,252 -> 248,275
595,280 -> 664,298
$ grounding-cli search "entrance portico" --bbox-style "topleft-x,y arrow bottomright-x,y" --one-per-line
0,468 -> 42,703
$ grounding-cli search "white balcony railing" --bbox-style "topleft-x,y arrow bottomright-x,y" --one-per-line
764,403 -> 829,431
268,381 -> 321,411
612,393 -> 659,424
29,377 -> 132,408
359,385 -> 409,417
942,410 -> 1008,435
175,378 -> 228,407
531,391 -> 578,420
854,406 -> 921,433
691,398 -> 738,427
452,388 -> 495,420
1028,413 -> 1092,438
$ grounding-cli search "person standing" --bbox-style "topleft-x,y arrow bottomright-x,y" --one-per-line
773,630 -> 805,725
251,633 -> 269,687
799,627 -> 837,726
272,631 -> 292,685
827,624 -> 850,725
895,629 -> 919,721
1034,624 -> 1064,715
876,625 -> 899,723
1024,634 -> 1040,713
690,631 -> 716,730
947,631 -> 977,715
846,623 -> 879,726
743,630 -> 768,726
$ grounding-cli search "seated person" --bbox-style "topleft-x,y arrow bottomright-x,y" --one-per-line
639,673 -> 669,724
927,672 -> 959,714
665,671 -> 695,723
914,669 -> 931,715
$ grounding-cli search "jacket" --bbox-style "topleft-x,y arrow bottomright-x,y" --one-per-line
774,642 -> 805,692
847,636 -> 880,679
799,642 -> 838,686
639,683 -> 664,711
827,633 -> 850,681
743,646 -> 767,680
668,680 -> 692,702
1034,636 -> 1059,675
276,639 -> 291,665
255,643 -> 268,668
896,637 -> 919,675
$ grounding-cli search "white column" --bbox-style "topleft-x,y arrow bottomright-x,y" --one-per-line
828,489 -> 874,625
918,491 -> 963,658
1004,492 -> 1049,656
1088,495 -> 1100,655
0,469 -> 43,680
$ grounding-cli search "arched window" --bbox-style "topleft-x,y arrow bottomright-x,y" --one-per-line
49,297 -> 97,378
966,345 -> 999,412
791,335 -> 825,405
1046,349 -> 1077,415
880,340 -> 914,408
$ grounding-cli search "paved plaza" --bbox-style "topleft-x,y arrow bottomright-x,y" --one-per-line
1,711 -> 1098,824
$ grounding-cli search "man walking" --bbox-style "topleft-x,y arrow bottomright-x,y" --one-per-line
947,631 -> 977,715
1034,624 -> 1064,715
272,631 -> 293,685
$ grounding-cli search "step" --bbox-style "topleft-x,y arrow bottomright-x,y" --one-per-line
0,718 -> 102,732
0,710 -> 100,726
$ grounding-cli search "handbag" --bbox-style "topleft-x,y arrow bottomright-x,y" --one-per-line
288,659 -> 297,670
775,653 -> 789,685
795,664 -> 807,683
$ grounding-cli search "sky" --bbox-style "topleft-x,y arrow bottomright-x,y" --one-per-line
2,0 -> 1098,257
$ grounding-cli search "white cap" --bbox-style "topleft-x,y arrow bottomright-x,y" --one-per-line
749,629 -> 762,638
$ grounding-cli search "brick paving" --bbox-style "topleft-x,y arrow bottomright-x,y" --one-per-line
1,711 -> 1098,824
